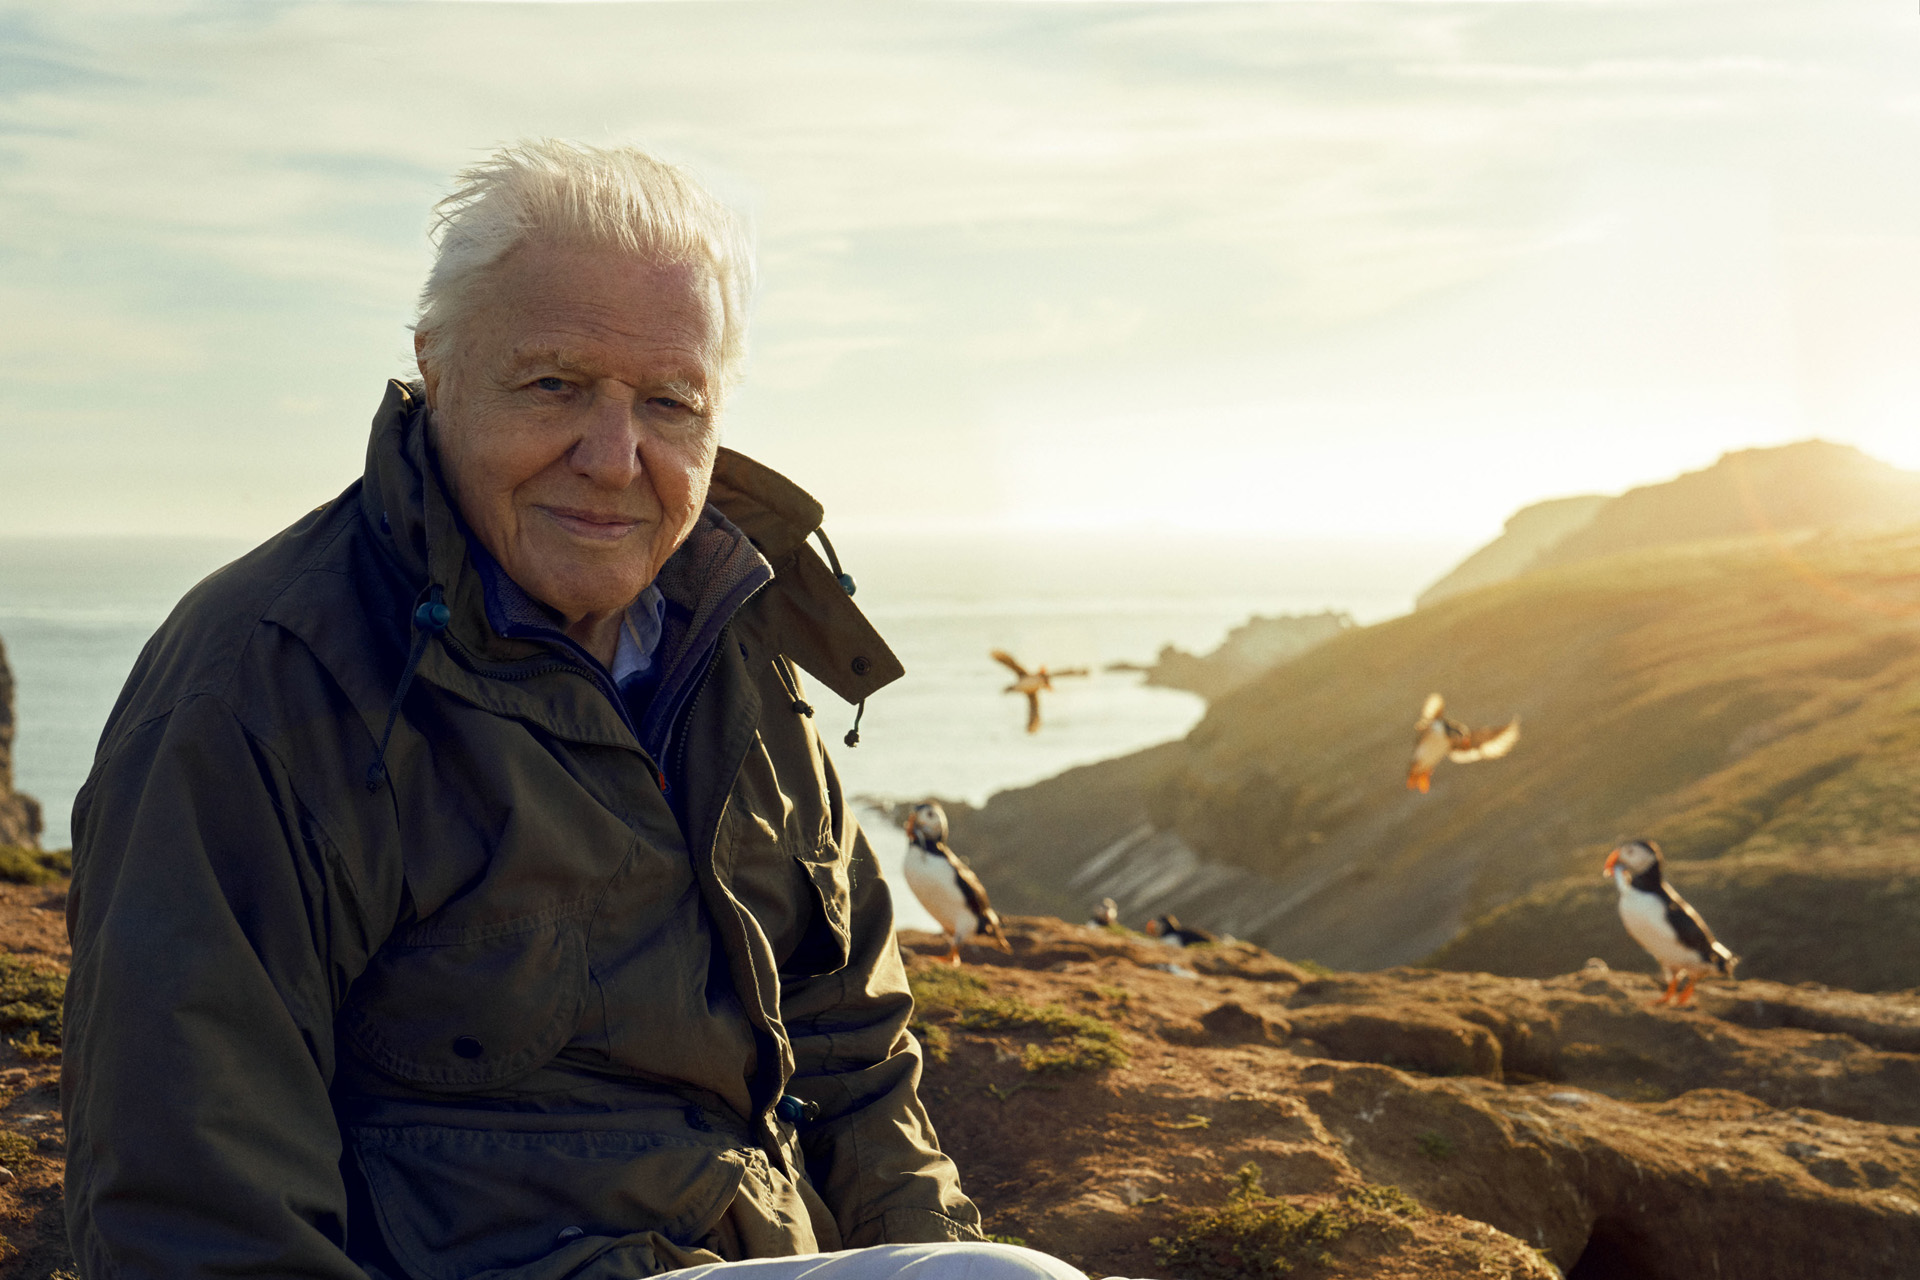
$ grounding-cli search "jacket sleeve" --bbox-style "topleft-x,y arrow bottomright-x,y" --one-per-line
776,776 -> 985,1249
64,693 -> 392,1280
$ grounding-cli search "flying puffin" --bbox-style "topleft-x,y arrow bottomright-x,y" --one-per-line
1143,914 -> 1215,947
1605,839 -> 1737,1007
990,650 -> 1089,734
902,801 -> 1011,965
1406,692 -> 1520,792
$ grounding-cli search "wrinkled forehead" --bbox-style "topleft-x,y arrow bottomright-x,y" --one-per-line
473,242 -> 725,374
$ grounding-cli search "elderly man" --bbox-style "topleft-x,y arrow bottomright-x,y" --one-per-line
64,142 -> 1079,1280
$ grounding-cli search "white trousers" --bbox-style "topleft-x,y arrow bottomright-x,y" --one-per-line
672,1242 -> 1102,1280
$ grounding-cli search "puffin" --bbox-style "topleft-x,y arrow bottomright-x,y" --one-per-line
989,650 -> 1089,734
1143,914 -> 1215,947
1406,692 -> 1520,793
902,801 -> 1010,965
1089,897 -> 1119,928
1604,839 -> 1738,1006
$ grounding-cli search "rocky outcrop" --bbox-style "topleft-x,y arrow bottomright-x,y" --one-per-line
909,919 -> 1920,1280
0,636 -> 42,851
1136,611 -> 1355,702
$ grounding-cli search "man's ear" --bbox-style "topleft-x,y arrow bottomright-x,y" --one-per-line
414,330 -> 440,408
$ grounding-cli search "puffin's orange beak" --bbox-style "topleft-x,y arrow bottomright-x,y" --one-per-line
1603,848 -> 1620,878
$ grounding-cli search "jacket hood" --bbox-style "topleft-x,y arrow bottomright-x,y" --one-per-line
355,379 -> 902,708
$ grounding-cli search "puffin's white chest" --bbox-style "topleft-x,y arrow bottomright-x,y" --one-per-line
903,846 -> 972,938
1614,873 -> 1701,970
1411,723 -> 1451,772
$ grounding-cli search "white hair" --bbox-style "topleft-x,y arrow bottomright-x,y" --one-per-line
415,139 -> 754,394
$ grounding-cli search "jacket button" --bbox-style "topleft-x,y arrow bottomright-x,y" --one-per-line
556,1226 -> 585,1243
850,656 -> 871,676
452,1035 -> 484,1059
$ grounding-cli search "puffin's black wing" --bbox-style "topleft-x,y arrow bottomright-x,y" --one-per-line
937,841 -> 996,920
1660,883 -> 1724,966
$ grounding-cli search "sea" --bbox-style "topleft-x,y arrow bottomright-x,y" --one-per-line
0,529 -> 1464,934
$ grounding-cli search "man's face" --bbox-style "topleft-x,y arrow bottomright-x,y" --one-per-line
422,241 -> 724,633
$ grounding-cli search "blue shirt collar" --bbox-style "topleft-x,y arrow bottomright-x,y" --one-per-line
610,586 -> 667,688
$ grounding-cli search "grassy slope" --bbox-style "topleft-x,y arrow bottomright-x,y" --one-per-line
959,524 -> 1920,981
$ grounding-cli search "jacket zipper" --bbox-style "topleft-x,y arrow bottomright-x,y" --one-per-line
668,629 -> 726,797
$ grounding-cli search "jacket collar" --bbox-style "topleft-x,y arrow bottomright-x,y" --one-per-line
357,379 -> 903,714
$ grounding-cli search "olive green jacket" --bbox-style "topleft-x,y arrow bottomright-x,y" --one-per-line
63,381 -> 981,1280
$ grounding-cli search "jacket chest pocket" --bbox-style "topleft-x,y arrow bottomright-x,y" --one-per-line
786,834 -> 852,978
342,911 -> 590,1090
722,735 -> 852,979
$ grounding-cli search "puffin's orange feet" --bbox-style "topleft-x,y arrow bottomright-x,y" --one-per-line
1652,973 -> 1680,1006
1675,975 -> 1699,1007
944,946 -> 962,966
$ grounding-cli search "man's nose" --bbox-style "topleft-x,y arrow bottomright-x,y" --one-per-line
568,387 -> 645,487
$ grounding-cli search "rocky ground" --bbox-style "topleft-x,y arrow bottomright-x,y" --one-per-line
902,919 -> 1920,1279
0,878 -> 71,1280
5,899 -> 1920,1278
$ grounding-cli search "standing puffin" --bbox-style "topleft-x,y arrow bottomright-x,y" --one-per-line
1406,693 -> 1520,792
989,650 -> 1089,734
1143,914 -> 1215,947
1605,839 -> 1737,1006
1089,897 -> 1119,928
902,802 -> 1010,965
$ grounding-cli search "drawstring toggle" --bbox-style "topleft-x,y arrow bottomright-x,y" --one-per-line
414,600 -> 451,632
366,584 -> 448,791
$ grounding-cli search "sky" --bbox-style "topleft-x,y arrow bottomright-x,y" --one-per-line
4,0 -> 1920,549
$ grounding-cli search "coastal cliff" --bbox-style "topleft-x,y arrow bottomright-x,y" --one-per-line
0,638 -> 42,852
943,444 -> 1920,983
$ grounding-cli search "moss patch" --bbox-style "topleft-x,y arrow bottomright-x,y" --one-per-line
0,1130 -> 36,1169
0,847 -> 70,887
8,1030 -> 59,1060
910,966 -> 1129,1074
1153,1164 -> 1426,1277
912,1020 -> 952,1064
0,954 -> 66,1043
1020,1036 -> 1128,1075
1341,1183 -> 1426,1219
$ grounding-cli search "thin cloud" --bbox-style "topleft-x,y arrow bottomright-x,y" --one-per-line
2,2 -> 1919,537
